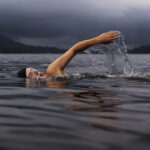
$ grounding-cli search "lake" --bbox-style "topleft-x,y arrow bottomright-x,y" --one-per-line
0,54 -> 150,150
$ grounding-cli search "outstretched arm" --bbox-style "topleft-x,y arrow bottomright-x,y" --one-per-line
46,31 -> 120,77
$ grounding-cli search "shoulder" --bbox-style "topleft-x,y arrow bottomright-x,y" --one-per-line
46,68 -> 69,78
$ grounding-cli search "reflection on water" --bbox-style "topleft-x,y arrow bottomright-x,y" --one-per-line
62,91 -> 118,112
0,54 -> 150,150
25,78 -> 139,135
25,78 -> 121,135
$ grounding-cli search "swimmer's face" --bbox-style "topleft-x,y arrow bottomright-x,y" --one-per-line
26,68 -> 44,79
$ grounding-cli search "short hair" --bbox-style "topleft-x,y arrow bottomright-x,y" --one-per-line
17,68 -> 26,78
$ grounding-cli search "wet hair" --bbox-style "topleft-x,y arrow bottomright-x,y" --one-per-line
17,68 -> 26,78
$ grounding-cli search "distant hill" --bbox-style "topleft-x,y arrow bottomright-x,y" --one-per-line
1,34 -> 150,54
0,34 -> 67,53
0,35 -> 24,47
129,45 -> 150,54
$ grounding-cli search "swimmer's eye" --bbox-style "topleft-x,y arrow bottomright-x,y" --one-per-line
29,72 -> 33,78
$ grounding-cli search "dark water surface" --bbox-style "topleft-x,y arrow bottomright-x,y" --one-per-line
0,54 -> 150,150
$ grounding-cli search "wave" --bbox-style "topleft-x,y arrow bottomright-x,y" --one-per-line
34,72 -> 150,82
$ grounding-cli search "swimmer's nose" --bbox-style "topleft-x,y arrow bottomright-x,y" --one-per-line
38,72 -> 43,76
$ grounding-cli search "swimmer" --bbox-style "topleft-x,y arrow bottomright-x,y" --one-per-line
17,31 -> 120,79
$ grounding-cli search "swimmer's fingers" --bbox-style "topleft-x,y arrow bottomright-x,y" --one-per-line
107,32 -> 120,38
110,35 -> 120,40
106,31 -> 120,35
101,32 -> 120,38
105,32 -> 120,42
109,34 -> 120,43
95,31 -> 120,44
107,36 -> 120,44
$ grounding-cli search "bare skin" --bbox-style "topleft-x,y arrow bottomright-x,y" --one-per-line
26,31 -> 120,79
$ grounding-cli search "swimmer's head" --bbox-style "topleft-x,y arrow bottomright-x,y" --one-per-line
17,68 -> 44,79
26,67 -> 44,79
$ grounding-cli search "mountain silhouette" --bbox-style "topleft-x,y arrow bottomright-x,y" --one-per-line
0,34 -> 24,46
0,34 -> 66,53
0,34 -> 150,53
129,45 -> 150,54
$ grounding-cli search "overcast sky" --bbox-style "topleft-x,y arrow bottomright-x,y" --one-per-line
0,0 -> 150,48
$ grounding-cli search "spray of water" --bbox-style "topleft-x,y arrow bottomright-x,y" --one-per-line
105,32 -> 134,75
85,32 -> 134,76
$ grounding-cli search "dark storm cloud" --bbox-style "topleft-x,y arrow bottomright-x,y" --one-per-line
0,0 -> 150,47
0,0 -> 93,38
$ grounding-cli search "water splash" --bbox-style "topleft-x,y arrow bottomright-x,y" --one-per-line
106,32 -> 134,75
85,32 -> 134,76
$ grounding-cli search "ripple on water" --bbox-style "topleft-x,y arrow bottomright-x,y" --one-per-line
0,54 -> 150,150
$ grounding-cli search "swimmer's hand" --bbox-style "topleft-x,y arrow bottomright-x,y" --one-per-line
95,31 -> 120,44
